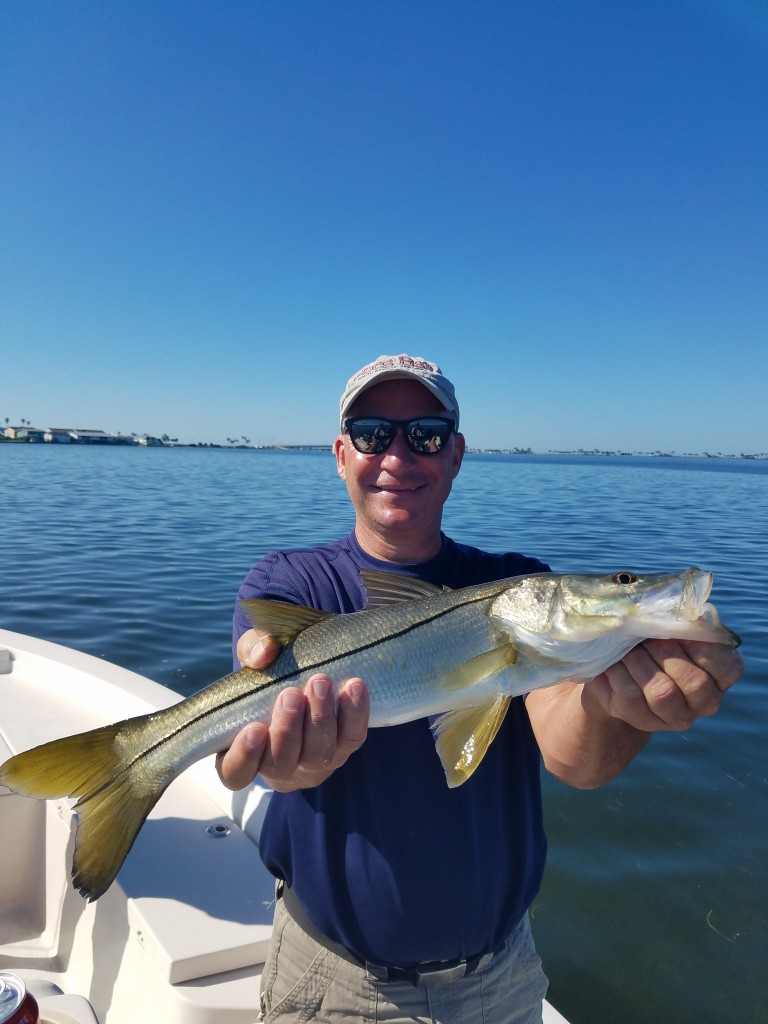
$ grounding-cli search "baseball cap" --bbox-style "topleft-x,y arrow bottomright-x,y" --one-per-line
339,354 -> 460,429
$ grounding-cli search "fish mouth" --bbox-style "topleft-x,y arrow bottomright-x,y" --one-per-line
677,569 -> 741,647
697,603 -> 741,646
679,568 -> 713,620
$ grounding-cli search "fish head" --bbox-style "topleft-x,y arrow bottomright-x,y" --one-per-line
490,568 -> 740,648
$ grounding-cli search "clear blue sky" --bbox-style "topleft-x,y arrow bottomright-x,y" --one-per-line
2,0 -> 766,452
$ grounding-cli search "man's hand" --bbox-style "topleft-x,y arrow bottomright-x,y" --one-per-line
215,628 -> 370,793
527,638 -> 743,788
585,638 -> 743,732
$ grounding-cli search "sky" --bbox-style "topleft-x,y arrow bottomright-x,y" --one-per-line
2,0 -> 766,453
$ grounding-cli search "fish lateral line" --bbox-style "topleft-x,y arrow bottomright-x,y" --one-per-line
130,586 -> 504,760
149,588 -> 495,749
51,587 -> 502,808
242,583 -> 501,670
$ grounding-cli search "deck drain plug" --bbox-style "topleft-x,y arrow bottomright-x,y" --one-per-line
206,824 -> 232,838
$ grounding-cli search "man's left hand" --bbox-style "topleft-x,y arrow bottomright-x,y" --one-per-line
586,639 -> 743,732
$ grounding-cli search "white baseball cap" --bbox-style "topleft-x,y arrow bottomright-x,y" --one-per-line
339,354 -> 460,429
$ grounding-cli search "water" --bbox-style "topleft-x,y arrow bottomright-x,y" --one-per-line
2,444 -> 766,1023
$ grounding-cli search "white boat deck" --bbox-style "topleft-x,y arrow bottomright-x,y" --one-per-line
0,629 -> 570,1023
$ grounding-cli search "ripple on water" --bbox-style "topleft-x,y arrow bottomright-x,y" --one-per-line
2,445 -> 767,1024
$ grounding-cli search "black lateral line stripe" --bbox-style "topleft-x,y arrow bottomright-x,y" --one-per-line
113,588 -> 500,776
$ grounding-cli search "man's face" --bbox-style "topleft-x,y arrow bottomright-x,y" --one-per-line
334,380 -> 465,552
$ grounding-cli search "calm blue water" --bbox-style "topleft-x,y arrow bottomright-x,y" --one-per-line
2,445 -> 767,1024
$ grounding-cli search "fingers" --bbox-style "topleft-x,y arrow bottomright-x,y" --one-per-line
215,675 -> 370,794
678,638 -> 743,693
237,629 -> 282,670
293,676 -> 368,773
261,676 -> 369,792
215,723 -> 269,791
336,678 -> 370,758
593,639 -> 743,733
261,687 -> 310,778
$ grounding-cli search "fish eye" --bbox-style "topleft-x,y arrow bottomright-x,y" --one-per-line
612,571 -> 638,585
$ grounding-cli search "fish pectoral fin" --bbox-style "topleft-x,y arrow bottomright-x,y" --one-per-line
239,599 -> 334,645
441,643 -> 518,691
430,697 -> 512,788
360,569 -> 446,608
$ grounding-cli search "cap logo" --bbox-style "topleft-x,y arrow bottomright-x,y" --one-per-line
349,355 -> 437,385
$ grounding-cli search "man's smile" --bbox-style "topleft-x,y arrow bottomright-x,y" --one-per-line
371,480 -> 426,493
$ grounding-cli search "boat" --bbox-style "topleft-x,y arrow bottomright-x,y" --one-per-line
0,628 -> 571,1024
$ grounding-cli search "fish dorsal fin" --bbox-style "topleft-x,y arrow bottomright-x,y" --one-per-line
360,569 -> 447,609
441,643 -> 518,691
430,696 -> 513,787
238,599 -> 333,646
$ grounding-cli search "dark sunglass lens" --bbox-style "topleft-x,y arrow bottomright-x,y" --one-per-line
406,419 -> 452,454
348,419 -> 395,454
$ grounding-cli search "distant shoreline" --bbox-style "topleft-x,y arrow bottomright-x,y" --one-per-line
2,437 -> 766,460
468,448 -> 768,460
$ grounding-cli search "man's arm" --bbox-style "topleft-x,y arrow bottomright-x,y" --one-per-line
215,629 -> 370,793
526,639 -> 743,789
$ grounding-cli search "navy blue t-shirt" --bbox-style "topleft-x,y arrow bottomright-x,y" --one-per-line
233,531 -> 550,968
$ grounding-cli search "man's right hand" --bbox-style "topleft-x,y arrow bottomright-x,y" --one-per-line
215,629 -> 370,793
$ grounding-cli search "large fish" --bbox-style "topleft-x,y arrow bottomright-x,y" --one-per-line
0,567 -> 739,900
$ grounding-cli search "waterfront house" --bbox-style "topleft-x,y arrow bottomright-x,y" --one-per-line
43,428 -> 73,443
68,429 -> 120,444
3,426 -> 46,442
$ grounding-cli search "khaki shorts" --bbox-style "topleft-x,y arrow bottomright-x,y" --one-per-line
258,895 -> 548,1024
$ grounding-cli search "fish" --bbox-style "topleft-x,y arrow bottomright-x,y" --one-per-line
0,567 -> 739,901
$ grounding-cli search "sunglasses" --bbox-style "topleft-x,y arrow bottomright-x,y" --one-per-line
343,416 -> 456,456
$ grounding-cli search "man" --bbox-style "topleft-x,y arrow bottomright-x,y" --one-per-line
218,354 -> 742,1024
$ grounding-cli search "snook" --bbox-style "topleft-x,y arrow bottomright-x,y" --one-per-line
0,567 -> 739,900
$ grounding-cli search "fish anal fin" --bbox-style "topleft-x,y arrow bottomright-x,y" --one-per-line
239,599 -> 333,646
442,643 -> 518,691
360,570 -> 446,609
431,697 -> 512,787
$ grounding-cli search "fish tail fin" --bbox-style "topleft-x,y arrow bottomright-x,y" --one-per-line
0,724 -> 126,800
0,722 -> 162,901
72,771 -> 160,901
